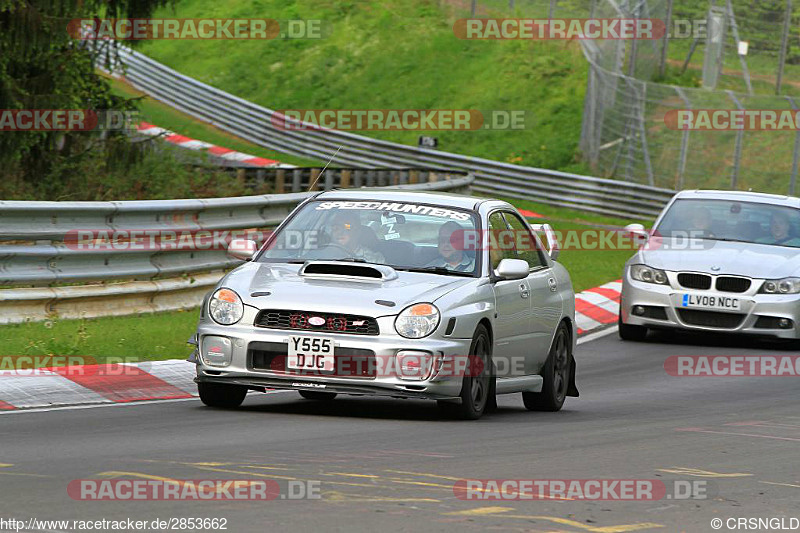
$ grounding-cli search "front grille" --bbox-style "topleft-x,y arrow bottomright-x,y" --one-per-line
677,309 -> 745,328
255,309 -> 379,335
715,276 -> 751,293
677,273 -> 712,290
248,341 -> 377,378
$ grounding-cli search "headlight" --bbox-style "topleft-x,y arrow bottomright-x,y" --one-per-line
208,288 -> 244,325
394,303 -> 440,339
630,264 -> 669,285
760,277 -> 800,294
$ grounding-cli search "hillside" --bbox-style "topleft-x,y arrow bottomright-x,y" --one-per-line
136,0 -> 589,173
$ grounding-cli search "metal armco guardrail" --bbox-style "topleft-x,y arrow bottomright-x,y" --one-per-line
0,174 -> 471,324
103,45 -> 676,220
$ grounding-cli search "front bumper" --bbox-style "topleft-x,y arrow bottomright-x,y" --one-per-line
193,320 -> 473,400
621,274 -> 800,339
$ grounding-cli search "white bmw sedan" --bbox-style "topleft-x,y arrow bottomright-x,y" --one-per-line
620,190 -> 800,341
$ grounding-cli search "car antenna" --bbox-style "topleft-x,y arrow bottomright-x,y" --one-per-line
308,145 -> 343,191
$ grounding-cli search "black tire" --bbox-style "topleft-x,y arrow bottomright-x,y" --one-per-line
298,390 -> 337,401
523,322 -> 571,412
618,314 -> 648,342
197,382 -> 248,408
438,324 -> 492,420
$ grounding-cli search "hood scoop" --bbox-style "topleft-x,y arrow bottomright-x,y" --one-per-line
299,261 -> 398,282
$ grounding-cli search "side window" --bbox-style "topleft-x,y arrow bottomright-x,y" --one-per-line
487,212 -> 508,270
502,212 -> 545,269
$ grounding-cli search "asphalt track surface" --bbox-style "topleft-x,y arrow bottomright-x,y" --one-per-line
1,328 -> 798,533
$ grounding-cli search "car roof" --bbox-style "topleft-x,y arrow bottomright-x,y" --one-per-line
675,189 -> 800,208
315,189 -> 483,210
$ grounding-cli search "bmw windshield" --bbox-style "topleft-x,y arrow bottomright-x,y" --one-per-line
655,198 -> 800,248
258,200 -> 481,276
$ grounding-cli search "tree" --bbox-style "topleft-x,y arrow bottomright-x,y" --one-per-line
0,0 -> 171,187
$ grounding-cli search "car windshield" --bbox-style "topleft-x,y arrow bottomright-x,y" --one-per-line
258,200 -> 481,276
655,198 -> 800,248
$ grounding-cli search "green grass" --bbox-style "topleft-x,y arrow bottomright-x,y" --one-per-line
132,0 -> 590,174
0,198 -> 639,365
0,310 -> 199,364
109,76 -> 323,167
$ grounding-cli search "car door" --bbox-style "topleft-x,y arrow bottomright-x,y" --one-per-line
487,211 -> 532,378
501,211 -> 563,375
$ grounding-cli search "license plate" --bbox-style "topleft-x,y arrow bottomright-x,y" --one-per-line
681,294 -> 741,311
288,336 -> 335,372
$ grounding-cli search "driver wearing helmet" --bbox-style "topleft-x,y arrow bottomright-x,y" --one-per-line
329,211 -> 385,263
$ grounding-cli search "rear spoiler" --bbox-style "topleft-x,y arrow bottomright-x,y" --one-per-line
530,223 -> 560,261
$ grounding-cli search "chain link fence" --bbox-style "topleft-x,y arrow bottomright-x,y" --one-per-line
454,0 -> 800,194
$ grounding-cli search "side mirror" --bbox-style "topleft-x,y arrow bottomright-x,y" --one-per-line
228,239 -> 258,261
494,258 -> 529,281
624,223 -> 649,245
530,223 -> 560,261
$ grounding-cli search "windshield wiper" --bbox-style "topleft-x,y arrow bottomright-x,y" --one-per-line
328,257 -> 369,263
396,266 -> 474,277
701,237 -> 749,243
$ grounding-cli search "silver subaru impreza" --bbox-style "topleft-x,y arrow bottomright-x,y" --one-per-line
620,190 -> 800,342
193,189 -> 578,419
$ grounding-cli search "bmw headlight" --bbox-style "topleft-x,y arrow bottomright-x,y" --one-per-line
630,264 -> 669,285
395,303 -> 440,339
208,288 -> 244,325
760,277 -> 800,294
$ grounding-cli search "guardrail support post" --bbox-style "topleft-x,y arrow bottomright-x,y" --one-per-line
275,169 -> 285,193
340,169 -> 352,188
292,169 -> 302,192
324,169 -> 335,190
309,168 -> 321,191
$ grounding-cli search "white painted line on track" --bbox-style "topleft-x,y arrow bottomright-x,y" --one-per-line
577,325 -> 619,346
0,391 -> 293,415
